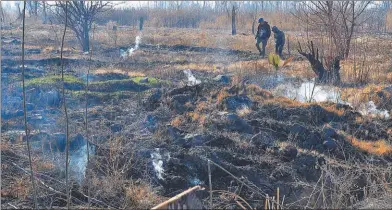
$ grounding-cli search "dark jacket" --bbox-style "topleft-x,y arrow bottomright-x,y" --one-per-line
273,28 -> 285,46
256,22 -> 271,40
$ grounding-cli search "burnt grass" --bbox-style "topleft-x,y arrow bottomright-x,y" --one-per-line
2,39 -> 392,209
124,81 -> 391,208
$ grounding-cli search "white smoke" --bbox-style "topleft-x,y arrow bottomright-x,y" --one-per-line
274,80 -> 342,103
359,101 -> 390,119
271,78 -> 390,119
120,35 -> 141,58
151,148 -> 165,180
183,69 -> 201,86
70,145 -> 89,183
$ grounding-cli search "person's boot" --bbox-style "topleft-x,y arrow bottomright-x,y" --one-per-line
260,50 -> 265,58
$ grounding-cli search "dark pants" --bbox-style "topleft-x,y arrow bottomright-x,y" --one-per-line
256,38 -> 268,57
275,40 -> 285,57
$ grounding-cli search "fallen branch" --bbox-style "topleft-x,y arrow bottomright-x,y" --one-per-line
151,185 -> 204,210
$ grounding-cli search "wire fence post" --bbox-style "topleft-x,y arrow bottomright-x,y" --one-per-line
208,159 -> 212,209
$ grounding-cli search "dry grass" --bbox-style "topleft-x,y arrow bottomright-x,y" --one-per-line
264,96 -> 305,107
32,158 -> 55,171
227,60 -> 270,74
236,106 -> 252,117
347,136 -> 392,156
187,111 -> 207,126
171,115 -> 187,127
216,88 -> 231,104
387,10 -> 392,31
125,182 -> 164,208
340,84 -> 389,108
94,68 -> 146,77
1,175 -> 31,200
174,63 -> 218,72
320,102 -> 346,116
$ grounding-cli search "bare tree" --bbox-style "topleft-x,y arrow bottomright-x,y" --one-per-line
53,1 -> 110,52
294,1 -> 371,58
251,2 -> 259,35
42,1 -> 47,24
16,2 -> 23,21
21,1 -> 38,209
59,2 -> 71,208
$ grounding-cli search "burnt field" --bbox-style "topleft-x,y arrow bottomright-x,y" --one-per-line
2,12 -> 392,209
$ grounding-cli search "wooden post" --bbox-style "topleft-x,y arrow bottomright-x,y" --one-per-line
208,160 -> 213,209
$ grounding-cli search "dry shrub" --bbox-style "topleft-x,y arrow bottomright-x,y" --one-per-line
186,112 -> 207,126
236,106 -> 251,117
346,136 -> 392,155
195,101 -> 209,112
171,115 -> 187,127
216,88 -> 231,104
33,158 -> 55,171
0,141 -> 10,150
188,111 -> 200,121
1,175 -> 31,199
125,182 -> 164,209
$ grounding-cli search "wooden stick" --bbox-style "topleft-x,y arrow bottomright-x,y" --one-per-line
208,160 -> 213,209
151,186 -> 203,210
277,187 -> 280,210
236,200 -> 246,210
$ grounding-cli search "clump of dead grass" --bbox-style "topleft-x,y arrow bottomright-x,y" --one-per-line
346,136 -> 392,155
187,111 -> 207,126
216,88 -> 231,104
319,102 -> 346,116
171,115 -> 187,127
340,84 -> 389,108
236,106 -> 252,117
1,175 -> 31,200
125,182 -> 164,209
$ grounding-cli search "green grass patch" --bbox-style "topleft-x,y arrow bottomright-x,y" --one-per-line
26,75 -> 84,90
131,76 -> 159,85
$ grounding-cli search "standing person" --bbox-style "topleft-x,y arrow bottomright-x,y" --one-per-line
255,18 -> 271,57
272,26 -> 285,58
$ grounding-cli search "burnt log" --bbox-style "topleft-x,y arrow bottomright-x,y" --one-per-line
298,41 -> 341,85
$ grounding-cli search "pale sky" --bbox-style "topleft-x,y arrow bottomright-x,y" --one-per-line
1,1 -> 149,11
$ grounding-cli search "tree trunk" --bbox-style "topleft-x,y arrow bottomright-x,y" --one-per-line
232,6 -> 236,35
252,19 -> 256,35
34,1 -> 38,17
42,1 -> 47,24
139,17 -> 144,31
252,3 -> 258,35
0,2 -> 4,23
82,21 -> 90,52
